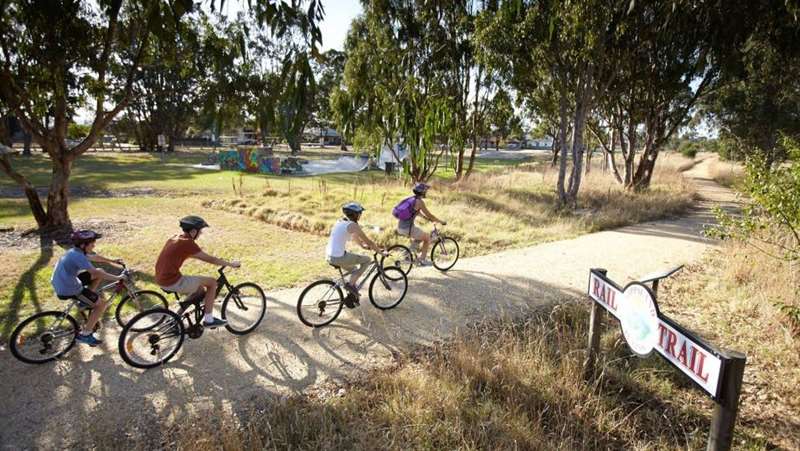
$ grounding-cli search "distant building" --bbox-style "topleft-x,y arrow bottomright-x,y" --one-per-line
524,135 -> 553,150
305,127 -> 342,146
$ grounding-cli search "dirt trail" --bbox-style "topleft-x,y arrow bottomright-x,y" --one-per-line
0,155 -> 739,450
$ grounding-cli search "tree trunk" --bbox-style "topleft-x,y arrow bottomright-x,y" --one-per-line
567,68 -> 593,205
44,154 -> 73,228
455,147 -> 465,181
22,132 -> 32,156
0,151 -> 48,227
551,135 -> 559,167
556,95 -> 569,207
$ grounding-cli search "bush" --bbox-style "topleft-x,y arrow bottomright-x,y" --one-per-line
679,141 -> 698,158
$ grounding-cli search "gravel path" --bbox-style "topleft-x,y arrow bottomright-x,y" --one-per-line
0,156 -> 738,449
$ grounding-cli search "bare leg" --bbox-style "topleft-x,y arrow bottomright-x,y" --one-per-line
82,276 -> 108,333
198,277 -> 219,318
418,233 -> 432,261
82,296 -> 109,334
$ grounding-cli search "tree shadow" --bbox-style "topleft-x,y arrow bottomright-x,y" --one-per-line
0,233 -> 57,340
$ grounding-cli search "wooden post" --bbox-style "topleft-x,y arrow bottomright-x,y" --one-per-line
584,268 -> 607,380
707,352 -> 747,451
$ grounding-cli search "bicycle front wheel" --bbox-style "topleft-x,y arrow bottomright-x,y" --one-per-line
118,308 -> 184,369
381,244 -> 414,276
222,282 -> 266,335
369,267 -> 408,310
297,280 -> 344,327
10,311 -> 78,364
114,290 -> 169,329
431,237 -> 460,271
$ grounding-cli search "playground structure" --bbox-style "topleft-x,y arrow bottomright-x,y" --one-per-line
210,147 -> 373,176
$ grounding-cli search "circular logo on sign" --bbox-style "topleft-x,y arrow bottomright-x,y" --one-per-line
619,283 -> 659,357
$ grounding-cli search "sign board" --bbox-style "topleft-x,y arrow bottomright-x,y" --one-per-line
588,269 -> 723,399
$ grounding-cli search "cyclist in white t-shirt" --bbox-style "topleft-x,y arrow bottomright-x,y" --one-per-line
325,202 -> 383,307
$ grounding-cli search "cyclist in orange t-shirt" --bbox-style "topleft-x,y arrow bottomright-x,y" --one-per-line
155,216 -> 240,328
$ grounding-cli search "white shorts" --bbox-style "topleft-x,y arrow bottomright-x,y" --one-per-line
160,275 -> 203,294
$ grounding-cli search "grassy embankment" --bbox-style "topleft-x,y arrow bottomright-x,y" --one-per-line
79,236 -> 798,450
707,157 -> 747,189
0,151 -> 695,339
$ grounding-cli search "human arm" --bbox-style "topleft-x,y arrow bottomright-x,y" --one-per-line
191,251 -> 241,268
86,267 -> 123,281
348,223 -> 383,253
417,199 -> 446,225
87,253 -> 124,267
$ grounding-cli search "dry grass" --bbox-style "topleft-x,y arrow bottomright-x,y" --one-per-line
707,158 -> 746,189
657,235 -> 800,449
86,302 -> 776,450
204,155 -> 696,259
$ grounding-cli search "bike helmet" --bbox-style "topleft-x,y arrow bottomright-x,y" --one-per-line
412,182 -> 430,197
342,202 -> 365,222
179,215 -> 209,232
71,230 -> 102,246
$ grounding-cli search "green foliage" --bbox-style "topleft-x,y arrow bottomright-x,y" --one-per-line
704,5 -> 800,167
711,138 -> 800,263
67,123 -> 90,140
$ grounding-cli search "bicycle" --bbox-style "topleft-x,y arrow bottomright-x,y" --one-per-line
382,223 -> 460,275
118,266 -> 266,369
297,253 -> 408,328
9,264 -> 168,364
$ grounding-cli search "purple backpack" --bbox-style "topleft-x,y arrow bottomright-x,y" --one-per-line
392,196 -> 417,220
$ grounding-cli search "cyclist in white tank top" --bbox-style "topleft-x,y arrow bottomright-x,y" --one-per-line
325,202 -> 384,306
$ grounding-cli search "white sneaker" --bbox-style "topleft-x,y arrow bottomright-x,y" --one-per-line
415,259 -> 432,267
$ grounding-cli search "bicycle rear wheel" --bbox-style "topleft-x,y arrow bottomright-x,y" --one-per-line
118,308 -> 184,369
431,237 -> 460,271
114,290 -> 169,329
221,282 -> 266,335
297,280 -> 344,327
381,244 -> 414,276
10,311 -> 78,364
369,267 -> 408,310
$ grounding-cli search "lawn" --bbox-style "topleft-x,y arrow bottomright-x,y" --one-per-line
0,150 -> 695,339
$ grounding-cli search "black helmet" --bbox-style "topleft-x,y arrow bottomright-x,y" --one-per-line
179,215 -> 209,232
412,182 -> 430,196
342,202 -> 365,221
71,230 -> 102,246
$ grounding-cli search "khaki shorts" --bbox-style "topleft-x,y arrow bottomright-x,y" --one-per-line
160,275 -> 203,294
327,252 -> 371,271
397,225 -> 426,240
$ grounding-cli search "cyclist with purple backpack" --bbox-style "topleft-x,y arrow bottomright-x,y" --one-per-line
393,183 -> 447,266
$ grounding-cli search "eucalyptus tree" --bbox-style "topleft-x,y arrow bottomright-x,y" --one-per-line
338,0 -> 488,181
125,11 -> 208,151
704,2 -> 800,168
476,0 -> 623,207
0,0 -> 323,230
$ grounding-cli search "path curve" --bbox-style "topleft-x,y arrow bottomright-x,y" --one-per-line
0,155 -> 739,449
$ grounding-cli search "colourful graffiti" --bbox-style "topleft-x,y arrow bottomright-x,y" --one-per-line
217,148 -> 281,174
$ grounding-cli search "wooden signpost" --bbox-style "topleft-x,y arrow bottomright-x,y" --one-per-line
584,267 -> 746,451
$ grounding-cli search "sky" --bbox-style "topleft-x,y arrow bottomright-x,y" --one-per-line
219,0 -> 363,51
317,0 -> 363,51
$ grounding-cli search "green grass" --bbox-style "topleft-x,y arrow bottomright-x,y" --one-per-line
0,151 -> 524,194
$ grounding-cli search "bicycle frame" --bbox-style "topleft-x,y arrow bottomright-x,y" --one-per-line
333,254 -> 384,290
